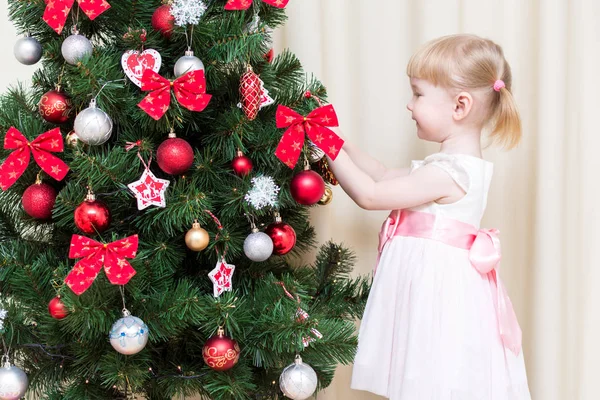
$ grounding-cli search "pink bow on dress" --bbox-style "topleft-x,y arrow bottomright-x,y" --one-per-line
375,210 -> 522,355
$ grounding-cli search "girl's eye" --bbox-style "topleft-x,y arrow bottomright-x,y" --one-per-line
414,93 -> 421,98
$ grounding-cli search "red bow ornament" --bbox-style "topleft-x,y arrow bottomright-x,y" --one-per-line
225,0 -> 289,11
65,234 -> 139,295
138,69 -> 212,120
0,127 -> 69,190
275,104 -> 344,168
43,0 -> 111,35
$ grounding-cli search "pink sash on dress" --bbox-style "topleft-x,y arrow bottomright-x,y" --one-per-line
376,209 -> 522,356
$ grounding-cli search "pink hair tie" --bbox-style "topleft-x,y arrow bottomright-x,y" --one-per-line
493,79 -> 505,92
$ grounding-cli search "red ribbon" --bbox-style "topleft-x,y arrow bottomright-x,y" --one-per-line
65,234 -> 138,295
138,69 -> 212,121
43,0 -> 111,35
224,0 -> 289,11
275,104 -> 344,168
0,127 -> 69,190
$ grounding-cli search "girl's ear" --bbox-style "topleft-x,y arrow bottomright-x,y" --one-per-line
453,92 -> 473,121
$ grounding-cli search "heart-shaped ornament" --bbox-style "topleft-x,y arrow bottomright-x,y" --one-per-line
121,49 -> 162,88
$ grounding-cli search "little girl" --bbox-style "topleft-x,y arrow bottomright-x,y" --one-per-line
327,34 -> 531,399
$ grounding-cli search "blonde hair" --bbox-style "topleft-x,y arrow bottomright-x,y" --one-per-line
407,34 -> 521,149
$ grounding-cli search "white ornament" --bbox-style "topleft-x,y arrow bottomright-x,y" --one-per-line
174,50 -> 205,78
243,229 -> 273,262
171,0 -> 207,26
208,259 -> 235,297
73,99 -> 113,145
14,34 -> 42,65
61,32 -> 93,65
0,357 -> 28,400
244,176 -> 280,210
121,49 -> 162,88
128,168 -> 170,210
279,355 -> 318,400
109,310 -> 149,355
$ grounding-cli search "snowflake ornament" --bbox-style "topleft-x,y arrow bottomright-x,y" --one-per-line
171,0 -> 208,26
245,176 -> 280,210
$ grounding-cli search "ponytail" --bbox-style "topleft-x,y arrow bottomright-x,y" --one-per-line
489,86 -> 522,149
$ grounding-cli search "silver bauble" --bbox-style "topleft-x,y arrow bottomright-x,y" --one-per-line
308,141 -> 325,163
279,355 -> 318,400
61,33 -> 93,65
14,35 -> 42,65
109,311 -> 149,355
74,99 -> 113,145
243,229 -> 274,262
174,50 -> 205,78
0,362 -> 28,400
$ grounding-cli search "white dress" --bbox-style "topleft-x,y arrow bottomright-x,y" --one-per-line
350,153 -> 531,400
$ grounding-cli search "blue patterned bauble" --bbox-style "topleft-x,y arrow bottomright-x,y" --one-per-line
109,311 -> 149,355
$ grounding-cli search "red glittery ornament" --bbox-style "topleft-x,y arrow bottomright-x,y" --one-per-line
22,181 -> 57,220
151,4 -> 175,38
157,131 -> 194,175
48,296 -> 68,319
74,189 -> 111,234
231,150 -> 253,177
240,65 -> 261,120
39,89 -> 72,124
202,327 -> 240,371
265,214 -> 296,255
290,169 -> 325,205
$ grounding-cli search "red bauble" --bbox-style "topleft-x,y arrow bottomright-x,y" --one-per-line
157,134 -> 194,175
202,328 -> 241,371
265,218 -> 296,255
231,151 -> 253,177
48,296 -> 68,319
264,48 -> 274,63
74,191 -> 111,234
290,170 -> 326,205
240,66 -> 261,120
151,4 -> 175,38
39,89 -> 72,124
22,182 -> 57,220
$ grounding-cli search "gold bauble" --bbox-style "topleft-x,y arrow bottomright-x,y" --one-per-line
318,187 -> 333,205
185,221 -> 210,251
65,130 -> 80,148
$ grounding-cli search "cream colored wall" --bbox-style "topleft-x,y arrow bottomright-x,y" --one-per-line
0,1 -> 33,88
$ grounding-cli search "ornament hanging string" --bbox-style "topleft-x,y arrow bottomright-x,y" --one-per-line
184,24 -> 195,52
125,140 -> 153,171
204,209 -> 228,260
118,286 -> 131,317
70,4 -> 80,30
274,282 -> 323,348
94,78 -> 127,102
244,212 -> 257,230
305,90 -> 324,107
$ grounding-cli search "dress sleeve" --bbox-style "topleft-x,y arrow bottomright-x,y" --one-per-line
422,153 -> 470,193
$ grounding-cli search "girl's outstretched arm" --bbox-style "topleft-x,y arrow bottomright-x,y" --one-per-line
326,150 -> 464,210
333,128 -> 410,181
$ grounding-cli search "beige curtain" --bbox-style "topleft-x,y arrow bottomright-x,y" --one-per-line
1,0 -> 599,399
274,1 -> 600,399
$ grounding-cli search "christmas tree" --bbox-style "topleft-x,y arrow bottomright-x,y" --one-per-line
0,1 -> 370,399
